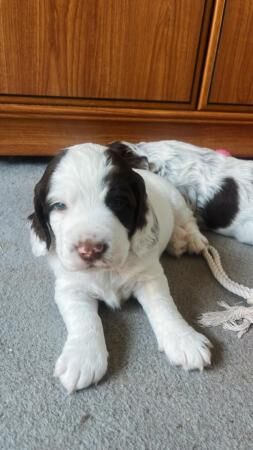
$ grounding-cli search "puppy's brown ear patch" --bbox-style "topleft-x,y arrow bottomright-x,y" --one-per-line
107,141 -> 149,170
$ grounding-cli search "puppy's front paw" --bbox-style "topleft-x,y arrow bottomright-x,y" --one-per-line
54,337 -> 108,393
187,230 -> 208,255
160,329 -> 212,371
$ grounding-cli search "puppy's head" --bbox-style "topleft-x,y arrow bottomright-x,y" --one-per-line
29,143 -> 148,271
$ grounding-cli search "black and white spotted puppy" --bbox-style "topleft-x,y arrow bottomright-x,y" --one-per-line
29,143 -> 211,393
127,140 -> 253,246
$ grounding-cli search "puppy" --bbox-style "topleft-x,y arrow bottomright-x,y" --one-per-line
29,143 -> 211,393
125,140 -> 253,246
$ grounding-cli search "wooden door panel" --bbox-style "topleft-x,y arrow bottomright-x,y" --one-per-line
201,0 -> 253,110
0,0 -> 211,104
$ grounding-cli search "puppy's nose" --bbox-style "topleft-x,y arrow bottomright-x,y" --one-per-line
77,240 -> 106,261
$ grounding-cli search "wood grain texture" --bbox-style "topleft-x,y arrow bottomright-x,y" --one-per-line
0,115 -> 253,157
0,0 -> 212,105
203,0 -> 253,111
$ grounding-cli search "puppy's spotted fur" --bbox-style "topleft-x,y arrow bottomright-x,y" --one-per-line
127,140 -> 253,246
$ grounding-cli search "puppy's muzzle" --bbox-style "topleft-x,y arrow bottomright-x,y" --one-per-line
76,240 -> 107,262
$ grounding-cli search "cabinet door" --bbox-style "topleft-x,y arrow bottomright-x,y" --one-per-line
0,0 -> 213,109
199,0 -> 253,111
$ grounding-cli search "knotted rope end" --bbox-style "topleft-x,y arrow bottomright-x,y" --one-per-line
198,301 -> 253,338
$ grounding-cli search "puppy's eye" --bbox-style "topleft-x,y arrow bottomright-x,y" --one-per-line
50,202 -> 67,211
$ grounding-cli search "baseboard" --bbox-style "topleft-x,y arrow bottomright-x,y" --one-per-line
0,104 -> 253,156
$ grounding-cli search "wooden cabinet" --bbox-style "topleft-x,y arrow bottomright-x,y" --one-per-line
0,0 -> 253,156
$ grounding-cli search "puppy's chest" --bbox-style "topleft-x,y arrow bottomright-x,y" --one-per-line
92,271 -> 137,309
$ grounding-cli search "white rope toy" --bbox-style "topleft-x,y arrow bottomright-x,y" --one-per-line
198,245 -> 253,337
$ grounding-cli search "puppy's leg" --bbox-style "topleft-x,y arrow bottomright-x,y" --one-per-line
134,264 -> 212,370
167,188 -> 208,256
54,282 -> 108,393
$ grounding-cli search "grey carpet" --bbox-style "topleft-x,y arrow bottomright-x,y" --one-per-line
0,157 -> 252,450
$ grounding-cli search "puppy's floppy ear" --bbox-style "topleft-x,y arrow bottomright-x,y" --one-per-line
28,180 -> 51,256
28,150 -> 67,256
108,141 -> 149,170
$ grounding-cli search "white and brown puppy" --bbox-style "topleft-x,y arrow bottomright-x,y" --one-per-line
29,143 -> 211,393
127,140 -> 253,246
